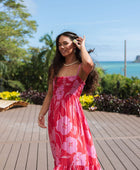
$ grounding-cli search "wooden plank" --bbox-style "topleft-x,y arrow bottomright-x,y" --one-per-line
106,139 -> 138,170
1,109 -> 20,141
116,114 -> 140,136
0,109 -> 20,142
0,143 -> 4,154
47,137 -> 54,170
122,138 -> 140,159
85,113 -> 103,138
37,142 -> 47,170
90,111 -> 114,138
103,112 -> 133,137
97,140 -> 126,169
120,114 -> 140,129
0,109 -> 16,140
94,141 -> 114,170
90,111 -> 117,137
4,143 -> 21,170
93,111 -> 126,137
47,120 -> 54,170
31,105 -> 40,141
130,138 -> 140,149
114,139 -> 140,169
0,143 -> 13,169
26,143 -> 38,170
85,111 -> 106,138
15,143 -> 29,170
6,107 -> 25,142
111,112 -> 138,136
127,115 -> 140,127
0,109 -> 7,127
15,107 -> 29,142
23,105 -> 36,141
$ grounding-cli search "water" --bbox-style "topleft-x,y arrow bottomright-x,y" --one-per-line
95,61 -> 140,79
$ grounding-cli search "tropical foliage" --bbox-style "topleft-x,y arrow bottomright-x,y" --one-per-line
0,0 -> 37,91
94,94 -> 140,115
98,73 -> 140,99
9,32 -> 56,92
20,89 -> 47,105
0,0 -> 37,60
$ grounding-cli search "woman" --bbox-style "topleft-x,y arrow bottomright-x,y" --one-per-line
38,31 -> 101,169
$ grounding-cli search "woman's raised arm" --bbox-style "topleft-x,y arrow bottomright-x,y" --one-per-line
74,36 -> 94,78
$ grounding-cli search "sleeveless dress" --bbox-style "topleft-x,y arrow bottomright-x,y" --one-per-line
48,65 -> 101,170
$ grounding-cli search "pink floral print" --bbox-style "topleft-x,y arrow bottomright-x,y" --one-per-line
56,116 -> 72,135
72,152 -> 87,166
87,144 -> 97,159
48,64 -> 101,169
62,136 -> 77,154
55,84 -> 64,100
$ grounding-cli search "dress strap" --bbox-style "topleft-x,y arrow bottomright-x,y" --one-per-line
76,64 -> 81,76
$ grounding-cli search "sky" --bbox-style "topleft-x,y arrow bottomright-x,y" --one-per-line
23,0 -> 140,61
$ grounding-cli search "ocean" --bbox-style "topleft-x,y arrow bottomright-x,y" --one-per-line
95,61 -> 140,79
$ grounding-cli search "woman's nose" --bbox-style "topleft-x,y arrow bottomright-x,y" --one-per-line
60,45 -> 64,49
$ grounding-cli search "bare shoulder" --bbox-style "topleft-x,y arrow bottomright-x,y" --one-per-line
79,63 -> 94,81
81,61 -> 94,73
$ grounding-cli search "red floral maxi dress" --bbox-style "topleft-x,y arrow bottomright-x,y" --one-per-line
48,65 -> 101,170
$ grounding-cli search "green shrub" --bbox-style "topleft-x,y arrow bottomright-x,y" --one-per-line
100,74 -> 140,99
95,67 -> 105,78
6,80 -> 25,92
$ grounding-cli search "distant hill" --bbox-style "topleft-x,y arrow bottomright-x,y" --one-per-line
133,55 -> 140,63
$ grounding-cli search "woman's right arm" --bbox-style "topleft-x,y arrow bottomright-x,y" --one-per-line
38,73 -> 53,128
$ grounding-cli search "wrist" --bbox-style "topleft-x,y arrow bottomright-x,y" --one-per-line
39,112 -> 45,117
80,45 -> 86,51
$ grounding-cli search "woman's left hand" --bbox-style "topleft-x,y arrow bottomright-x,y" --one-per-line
38,115 -> 47,128
73,36 -> 86,50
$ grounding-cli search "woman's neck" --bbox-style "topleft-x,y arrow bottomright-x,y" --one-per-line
64,54 -> 77,64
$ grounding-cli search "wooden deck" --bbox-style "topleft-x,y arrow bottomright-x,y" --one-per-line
0,104 -> 140,170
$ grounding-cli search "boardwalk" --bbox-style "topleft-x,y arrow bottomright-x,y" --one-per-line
0,104 -> 140,170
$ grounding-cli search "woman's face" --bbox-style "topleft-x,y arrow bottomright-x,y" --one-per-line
58,35 -> 75,57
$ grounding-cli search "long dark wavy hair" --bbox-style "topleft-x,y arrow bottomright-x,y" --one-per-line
48,31 -> 99,94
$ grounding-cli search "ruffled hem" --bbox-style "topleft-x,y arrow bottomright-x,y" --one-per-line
53,165 -> 102,170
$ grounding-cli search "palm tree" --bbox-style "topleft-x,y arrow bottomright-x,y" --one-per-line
23,32 -> 56,91
39,31 -> 56,72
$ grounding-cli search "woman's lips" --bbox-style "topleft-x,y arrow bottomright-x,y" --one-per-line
61,50 -> 66,54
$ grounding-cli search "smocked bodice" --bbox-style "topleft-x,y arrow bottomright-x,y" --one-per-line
52,75 -> 85,100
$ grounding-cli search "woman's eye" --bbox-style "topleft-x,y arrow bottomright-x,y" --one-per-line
63,42 -> 68,45
58,42 -> 69,47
